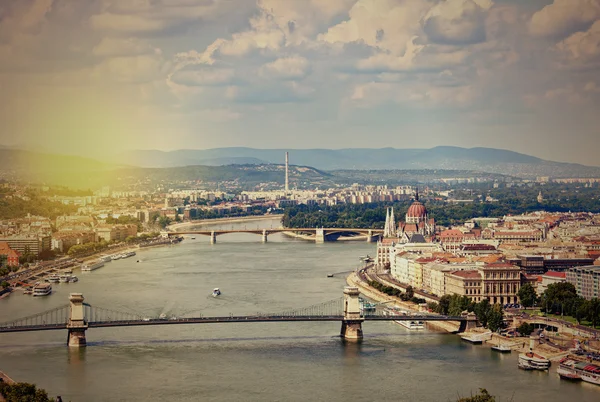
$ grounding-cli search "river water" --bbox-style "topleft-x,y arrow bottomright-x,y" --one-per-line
1,217 -> 599,401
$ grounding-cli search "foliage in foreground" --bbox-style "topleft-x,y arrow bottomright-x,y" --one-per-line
0,381 -> 55,402
456,388 -> 496,402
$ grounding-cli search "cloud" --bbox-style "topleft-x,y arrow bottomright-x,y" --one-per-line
170,67 -> 236,86
90,0 -> 240,35
529,0 -> 600,39
259,56 -> 310,79
423,0 -> 493,45
92,37 -> 158,57
555,20 -> 600,69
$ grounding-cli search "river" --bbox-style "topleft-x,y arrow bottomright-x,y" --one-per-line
0,217 -> 599,401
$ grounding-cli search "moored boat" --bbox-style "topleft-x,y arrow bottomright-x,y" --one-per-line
46,274 -> 60,283
558,357 -> 600,385
491,343 -> 512,353
32,283 -> 52,296
82,260 -> 105,272
461,331 -> 492,344
518,351 -> 550,371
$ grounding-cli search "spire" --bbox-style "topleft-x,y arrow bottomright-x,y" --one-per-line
384,207 -> 390,237
390,207 -> 395,237
415,187 -> 419,201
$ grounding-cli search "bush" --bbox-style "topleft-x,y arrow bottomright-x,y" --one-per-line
0,381 -> 55,402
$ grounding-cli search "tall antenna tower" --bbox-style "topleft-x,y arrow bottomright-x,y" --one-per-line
285,152 -> 289,193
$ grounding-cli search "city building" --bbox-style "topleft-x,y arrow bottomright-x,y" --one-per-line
0,235 -> 51,257
0,242 -> 20,267
537,271 -> 566,294
566,266 -> 600,300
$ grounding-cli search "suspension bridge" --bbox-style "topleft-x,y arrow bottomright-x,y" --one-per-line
0,287 -> 477,347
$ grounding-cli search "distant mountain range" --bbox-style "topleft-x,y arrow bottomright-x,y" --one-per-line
111,146 -> 600,178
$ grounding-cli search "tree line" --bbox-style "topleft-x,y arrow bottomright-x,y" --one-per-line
427,295 -> 505,333
518,282 -> 600,328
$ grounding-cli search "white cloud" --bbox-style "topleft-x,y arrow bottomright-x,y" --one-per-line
555,20 -> 600,68
423,0 -> 493,45
92,37 -> 158,57
259,56 -> 310,79
170,68 -> 236,86
529,0 -> 600,39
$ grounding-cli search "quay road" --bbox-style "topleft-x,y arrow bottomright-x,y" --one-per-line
1,258 -> 80,287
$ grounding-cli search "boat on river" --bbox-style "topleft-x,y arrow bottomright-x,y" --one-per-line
558,357 -> 600,385
82,260 -> 104,272
212,288 -> 221,297
518,351 -> 550,370
461,331 -> 492,344
384,308 -> 424,330
32,283 -> 52,296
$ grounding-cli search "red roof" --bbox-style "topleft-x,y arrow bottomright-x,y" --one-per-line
450,270 -> 482,279
406,201 -> 427,218
544,271 -> 566,279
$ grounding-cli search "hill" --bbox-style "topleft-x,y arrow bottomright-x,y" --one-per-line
110,147 -> 600,178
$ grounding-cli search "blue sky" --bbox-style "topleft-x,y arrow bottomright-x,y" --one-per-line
1,0 -> 599,165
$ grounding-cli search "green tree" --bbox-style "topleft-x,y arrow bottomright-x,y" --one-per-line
1,280 -> 10,289
0,381 -> 55,402
487,305 -> 504,332
457,389 -> 495,402
517,283 -> 537,308
474,299 -> 492,328
517,322 -> 534,337
437,295 -> 451,315
405,285 -> 414,300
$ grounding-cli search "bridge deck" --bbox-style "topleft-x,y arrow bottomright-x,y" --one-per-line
0,315 -> 470,333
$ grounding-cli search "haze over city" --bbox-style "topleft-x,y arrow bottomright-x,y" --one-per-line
1,0 -> 599,165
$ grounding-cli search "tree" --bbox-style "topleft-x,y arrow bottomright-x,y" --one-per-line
457,389 -> 495,402
487,305 -> 504,332
517,322 -> 534,337
517,283 -> 537,308
1,281 -> 9,289
405,285 -> 414,300
474,299 -> 492,328
438,295 -> 451,315
0,381 -> 55,402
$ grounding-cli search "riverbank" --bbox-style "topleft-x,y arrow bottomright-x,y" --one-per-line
168,214 -> 283,231
349,267 -> 570,360
346,269 -> 460,333
282,231 -> 369,242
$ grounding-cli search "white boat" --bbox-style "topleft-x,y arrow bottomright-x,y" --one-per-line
47,274 -> 60,283
59,273 -> 71,283
491,343 -> 512,353
122,251 -> 136,259
212,288 -> 221,297
518,351 -> 551,370
70,276 -> 78,283
100,255 -> 112,263
32,283 -> 52,296
461,331 -> 492,344
111,254 -> 122,260
558,357 -> 600,385
82,260 -> 105,272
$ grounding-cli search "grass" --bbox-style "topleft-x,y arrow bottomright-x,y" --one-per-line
523,308 -> 600,330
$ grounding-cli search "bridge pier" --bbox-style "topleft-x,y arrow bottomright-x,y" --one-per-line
341,286 -> 364,341
262,229 -> 268,243
67,293 -> 88,348
315,228 -> 325,243
210,231 -> 217,244
457,312 -> 478,333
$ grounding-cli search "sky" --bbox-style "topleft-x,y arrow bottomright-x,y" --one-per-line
1,0 -> 599,165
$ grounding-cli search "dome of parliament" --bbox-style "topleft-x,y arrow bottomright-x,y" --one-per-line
406,201 -> 427,219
